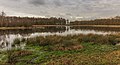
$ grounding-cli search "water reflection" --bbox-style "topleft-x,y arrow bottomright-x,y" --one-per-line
0,26 -> 120,51
0,34 -> 26,51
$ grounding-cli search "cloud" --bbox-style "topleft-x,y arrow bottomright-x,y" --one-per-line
0,0 -> 120,20
11,0 -> 20,1
53,0 -> 62,6
29,0 -> 46,6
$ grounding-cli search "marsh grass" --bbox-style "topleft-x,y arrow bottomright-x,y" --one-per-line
1,34 -> 120,65
27,34 -> 120,47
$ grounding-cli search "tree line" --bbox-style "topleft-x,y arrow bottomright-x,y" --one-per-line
1,13 -> 120,27
71,16 -> 120,25
0,16 -> 66,27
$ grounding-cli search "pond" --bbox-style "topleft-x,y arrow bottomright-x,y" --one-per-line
0,26 -> 120,51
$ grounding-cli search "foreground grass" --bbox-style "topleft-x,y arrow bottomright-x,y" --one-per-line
0,34 -> 120,65
1,43 -> 120,65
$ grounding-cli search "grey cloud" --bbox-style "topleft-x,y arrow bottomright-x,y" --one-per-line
0,0 -> 120,20
27,0 -> 79,6
66,13 -> 72,16
29,0 -> 46,6
53,0 -> 62,6
11,0 -> 20,1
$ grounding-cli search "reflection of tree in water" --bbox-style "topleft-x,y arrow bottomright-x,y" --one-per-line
0,35 -> 26,51
32,26 -> 66,33
0,26 -> 66,35
71,26 -> 120,32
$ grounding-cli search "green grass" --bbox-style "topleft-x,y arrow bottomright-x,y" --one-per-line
1,42 -> 120,65
1,34 -> 120,65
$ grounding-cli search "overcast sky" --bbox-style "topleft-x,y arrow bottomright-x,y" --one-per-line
0,0 -> 120,20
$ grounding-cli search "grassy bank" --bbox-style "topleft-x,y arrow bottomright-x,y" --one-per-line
0,34 -> 120,65
1,25 -> 120,30
0,27 -> 32,30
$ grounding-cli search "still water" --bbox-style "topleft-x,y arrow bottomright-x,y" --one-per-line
0,26 -> 120,51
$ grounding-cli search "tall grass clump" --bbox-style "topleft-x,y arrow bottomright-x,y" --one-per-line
27,35 -> 83,51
